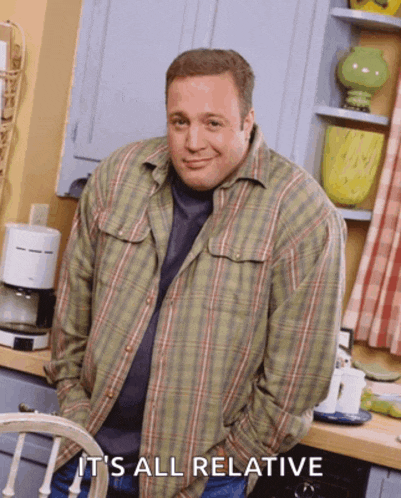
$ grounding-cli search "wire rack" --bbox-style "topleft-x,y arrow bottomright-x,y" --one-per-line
0,20 -> 25,202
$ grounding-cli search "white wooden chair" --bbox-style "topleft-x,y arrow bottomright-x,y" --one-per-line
0,412 -> 108,498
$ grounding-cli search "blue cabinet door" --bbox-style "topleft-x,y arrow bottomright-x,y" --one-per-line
58,0 -> 214,196
210,0 -> 312,161
57,0 -> 341,196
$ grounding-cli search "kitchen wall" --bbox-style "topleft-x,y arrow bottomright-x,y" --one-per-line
0,0 -> 82,280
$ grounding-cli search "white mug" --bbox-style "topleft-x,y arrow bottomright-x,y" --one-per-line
336,367 -> 366,414
315,368 -> 343,414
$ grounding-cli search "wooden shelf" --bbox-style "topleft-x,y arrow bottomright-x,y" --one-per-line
331,7 -> 401,32
315,105 -> 390,126
338,208 -> 372,221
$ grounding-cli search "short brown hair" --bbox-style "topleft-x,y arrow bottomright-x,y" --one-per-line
165,48 -> 255,122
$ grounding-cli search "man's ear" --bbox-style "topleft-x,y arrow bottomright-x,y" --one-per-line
243,108 -> 255,137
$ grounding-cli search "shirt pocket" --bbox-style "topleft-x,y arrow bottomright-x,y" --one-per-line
98,208 -> 151,244
95,209 -> 152,292
208,237 -> 271,263
206,233 -> 272,313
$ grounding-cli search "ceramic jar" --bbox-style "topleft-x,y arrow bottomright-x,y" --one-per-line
349,0 -> 401,16
321,126 -> 385,206
337,46 -> 389,112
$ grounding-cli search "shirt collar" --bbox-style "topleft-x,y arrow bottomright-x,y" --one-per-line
141,142 -> 171,186
143,123 -> 270,190
219,124 -> 269,190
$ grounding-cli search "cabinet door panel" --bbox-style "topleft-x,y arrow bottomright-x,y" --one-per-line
381,479 -> 401,498
74,0 -> 189,159
58,0 -> 214,196
211,0 -> 312,161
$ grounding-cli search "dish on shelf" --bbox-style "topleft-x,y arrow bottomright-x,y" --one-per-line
314,409 -> 372,425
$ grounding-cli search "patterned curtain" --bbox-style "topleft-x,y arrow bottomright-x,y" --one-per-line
343,70 -> 401,356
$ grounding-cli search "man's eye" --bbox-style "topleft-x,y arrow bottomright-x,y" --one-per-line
171,119 -> 187,128
207,119 -> 223,130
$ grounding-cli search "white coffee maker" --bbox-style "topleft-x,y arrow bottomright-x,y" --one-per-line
0,223 -> 61,351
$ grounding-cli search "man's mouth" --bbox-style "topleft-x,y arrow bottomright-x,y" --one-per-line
182,157 -> 216,168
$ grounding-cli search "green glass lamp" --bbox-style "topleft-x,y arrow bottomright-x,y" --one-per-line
337,47 -> 389,112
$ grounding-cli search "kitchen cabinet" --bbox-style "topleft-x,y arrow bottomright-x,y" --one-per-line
249,446 -> 401,498
57,0 -> 197,195
365,466 -> 401,498
0,366 -> 58,498
249,444 -> 371,498
207,0 -> 318,166
57,0 -> 331,196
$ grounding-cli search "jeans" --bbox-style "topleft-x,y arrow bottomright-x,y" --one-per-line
49,454 -> 138,498
49,454 -> 246,497
202,475 -> 247,497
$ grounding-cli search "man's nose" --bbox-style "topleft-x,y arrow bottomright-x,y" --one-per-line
185,125 -> 205,151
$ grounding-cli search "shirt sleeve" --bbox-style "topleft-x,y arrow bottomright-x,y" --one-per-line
223,192 -> 347,471
44,166 -> 105,428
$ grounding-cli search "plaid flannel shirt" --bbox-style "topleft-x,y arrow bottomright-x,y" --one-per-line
45,125 -> 346,497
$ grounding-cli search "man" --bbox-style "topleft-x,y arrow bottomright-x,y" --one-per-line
46,48 -> 346,497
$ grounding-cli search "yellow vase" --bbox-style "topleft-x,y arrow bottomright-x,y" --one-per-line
349,0 -> 401,16
322,126 -> 385,206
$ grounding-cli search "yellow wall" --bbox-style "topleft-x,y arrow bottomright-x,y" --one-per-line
0,0 -> 81,281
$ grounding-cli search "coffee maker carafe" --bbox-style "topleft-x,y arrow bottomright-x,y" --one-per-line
0,223 -> 61,351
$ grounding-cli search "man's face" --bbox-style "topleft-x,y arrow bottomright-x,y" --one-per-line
167,72 -> 254,191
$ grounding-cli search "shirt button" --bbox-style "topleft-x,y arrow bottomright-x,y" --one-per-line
235,253 -> 241,260
146,297 -> 152,305
118,229 -> 124,236
107,390 -> 114,398
125,345 -> 132,352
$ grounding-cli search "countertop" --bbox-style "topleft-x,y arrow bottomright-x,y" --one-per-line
0,344 -> 51,378
302,413 -> 401,470
1,344 -> 401,471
